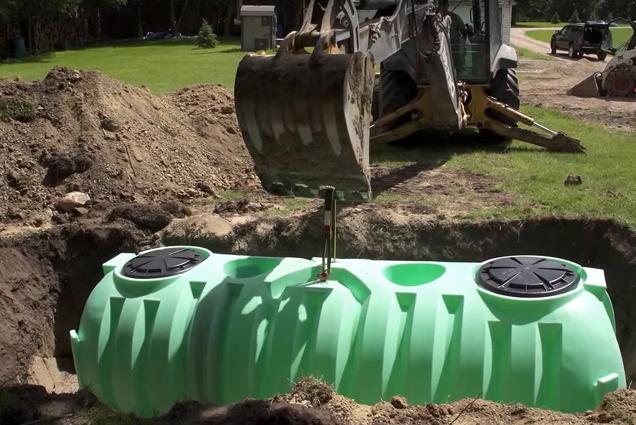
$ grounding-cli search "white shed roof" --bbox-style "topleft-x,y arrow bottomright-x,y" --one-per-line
240,5 -> 276,17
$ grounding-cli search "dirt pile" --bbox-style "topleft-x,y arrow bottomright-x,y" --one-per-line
0,67 -> 258,224
518,58 -> 636,132
4,379 -> 636,425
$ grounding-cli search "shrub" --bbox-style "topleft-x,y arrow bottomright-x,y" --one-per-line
196,19 -> 218,48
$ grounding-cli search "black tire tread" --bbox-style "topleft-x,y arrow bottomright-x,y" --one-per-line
480,68 -> 520,143
379,70 -> 418,128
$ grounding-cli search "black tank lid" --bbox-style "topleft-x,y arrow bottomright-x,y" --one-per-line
122,247 -> 205,279
477,256 -> 580,298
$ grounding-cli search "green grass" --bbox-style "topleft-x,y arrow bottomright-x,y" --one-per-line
526,27 -> 632,49
372,106 -> 636,227
0,38 -> 246,94
514,46 -> 554,60
514,22 -> 564,28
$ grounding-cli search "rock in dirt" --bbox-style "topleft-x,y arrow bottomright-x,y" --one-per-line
108,203 -> 172,232
196,180 -> 218,197
99,114 -> 120,132
55,192 -> 91,212
390,396 -> 409,409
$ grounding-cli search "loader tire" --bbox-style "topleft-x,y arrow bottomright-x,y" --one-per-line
480,68 -> 520,144
605,64 -> 636,97
379,70 -> 418,130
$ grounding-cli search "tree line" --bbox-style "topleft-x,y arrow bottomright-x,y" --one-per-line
514,0 -> 636,23
0,0 -> 301,57
4,0 -> 631,58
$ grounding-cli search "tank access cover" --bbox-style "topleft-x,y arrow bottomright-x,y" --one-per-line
122,247 -> 206,279
477,256 -> 580,298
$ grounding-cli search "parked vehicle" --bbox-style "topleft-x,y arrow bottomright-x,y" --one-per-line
569,20 -> 636,97
551,21 -> 613,60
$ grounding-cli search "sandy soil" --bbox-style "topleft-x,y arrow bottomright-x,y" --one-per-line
511,27 -> 636,132
3,378 -> 636,424
519,58 -> 636,132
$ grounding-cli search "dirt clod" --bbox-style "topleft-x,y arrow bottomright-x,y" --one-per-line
40,152 -> 92,186
564,175 -> 583,186
285,379 -> 335,408
390,396 -> 409,409
108,203 -> 173,232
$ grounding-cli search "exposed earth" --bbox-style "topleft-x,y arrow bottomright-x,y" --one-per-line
512,27 -> 636,132
0,58 -> 635,424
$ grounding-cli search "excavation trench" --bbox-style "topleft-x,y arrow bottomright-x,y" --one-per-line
1,216 -> 635,401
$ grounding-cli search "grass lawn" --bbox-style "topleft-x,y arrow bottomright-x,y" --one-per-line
372,106 -> 636,227
514,46 -> 555,60
0,38 -> 246,94
514,22 -> 564,28
526,27 -> 633,49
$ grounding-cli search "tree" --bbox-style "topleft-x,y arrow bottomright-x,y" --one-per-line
551,11 -> 560,23
569,9 -> 582,23
81,0 -> 127,36
0,0 -> 17,23
196,18 -> 217,48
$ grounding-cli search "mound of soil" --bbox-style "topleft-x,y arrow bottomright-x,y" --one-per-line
0,67 -> 258,223
518,58 -> 636,133
3,379 -> 635,425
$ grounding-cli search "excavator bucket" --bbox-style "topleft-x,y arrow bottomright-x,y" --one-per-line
235,50 -> 375,200
568,72 -> 602,97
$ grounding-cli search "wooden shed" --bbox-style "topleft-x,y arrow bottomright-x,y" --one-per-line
240,5 -> 277,51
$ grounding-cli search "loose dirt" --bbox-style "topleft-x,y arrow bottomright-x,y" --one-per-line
3,378 -> 636,424
519,58 -> 636,132
510,27 -> 635,132
0,67 -> 258,225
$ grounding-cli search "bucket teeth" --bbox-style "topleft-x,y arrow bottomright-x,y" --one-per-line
235,51 -> 375,201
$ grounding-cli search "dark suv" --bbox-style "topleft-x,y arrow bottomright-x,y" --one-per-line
551,22 -> 613,60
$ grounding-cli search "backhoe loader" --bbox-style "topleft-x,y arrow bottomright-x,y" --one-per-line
235,0 -> 584,200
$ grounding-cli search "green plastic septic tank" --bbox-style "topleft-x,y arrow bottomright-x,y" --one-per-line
70,247 -> 625,417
